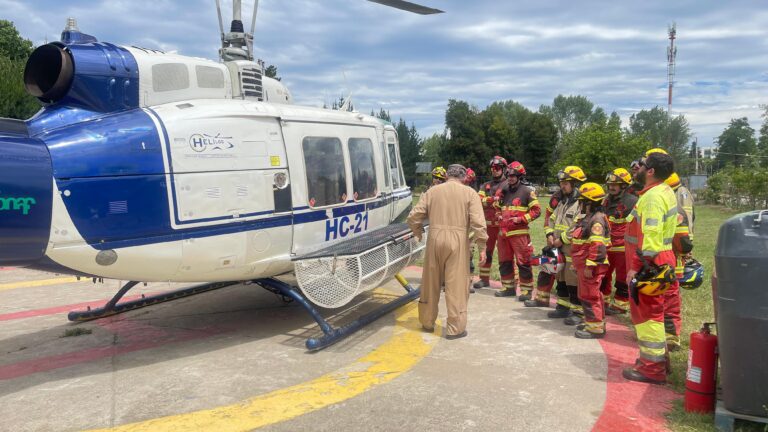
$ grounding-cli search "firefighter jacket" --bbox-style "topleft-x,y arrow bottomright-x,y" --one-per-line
494,180 -> 541,237
570,211 -> 611,266
543,189 -> 564,235
672,209 -> 693,277
626,182 -> 643,197
547,189 -> 581,243
673,185 -> 695,237
602,190 -> 638,253
478,178 -> 505,227
628,181 -> 678,272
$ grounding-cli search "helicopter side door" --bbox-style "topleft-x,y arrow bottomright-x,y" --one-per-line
283,121 -> 388,256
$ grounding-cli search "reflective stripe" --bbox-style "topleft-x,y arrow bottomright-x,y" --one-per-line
675,227 -> 689,234
564,256 -> 572,262
505,229 -> 530,237
640,351 -> 667,363
608,246 -> 626,252
645,218 -> 659,226
585,259 -> 598,266
544,227 -> 554,235
663,237 -> 673,245
536,293 -> 551,301
572,238 -> 588,245
546,205 -> 554,212
556,298 -> 571,308
636,320 -> 666,362
585,322 -> 604,332
625,235 -> 638,244
641,250 -> 658,257
486,221 -> 499,226
528,199 -> 540,208
555,224 -> 570,230
503,205 -> 529,211
638,340 -> 667,349
609,216 -> 627,223
664,207 -> 678,220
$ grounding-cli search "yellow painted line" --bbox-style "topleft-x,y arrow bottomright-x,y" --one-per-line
89,295 -> 440,432
0,277 -> 82,292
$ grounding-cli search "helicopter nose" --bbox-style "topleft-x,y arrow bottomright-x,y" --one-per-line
0,124 -> 53,267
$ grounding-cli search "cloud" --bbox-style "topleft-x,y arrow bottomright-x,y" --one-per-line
3,0 -> 766,149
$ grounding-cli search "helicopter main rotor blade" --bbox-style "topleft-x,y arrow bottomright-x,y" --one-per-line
367,0 -> 444,14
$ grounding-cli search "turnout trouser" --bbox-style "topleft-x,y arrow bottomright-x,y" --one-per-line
479,225 -> 500,283
574,258 -> 609,334
419,226 -> 471,336
629,280 -> 680,382
601,250 -> 630,311
499,234 -> 533,295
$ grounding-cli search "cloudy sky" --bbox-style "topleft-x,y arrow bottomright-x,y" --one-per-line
3,0 -> 767,151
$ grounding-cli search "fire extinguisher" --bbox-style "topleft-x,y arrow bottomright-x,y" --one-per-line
684,322 -> 718,413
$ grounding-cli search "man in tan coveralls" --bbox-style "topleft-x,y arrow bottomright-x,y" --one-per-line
407,164 -> 488,339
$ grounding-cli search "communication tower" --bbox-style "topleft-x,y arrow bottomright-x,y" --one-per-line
667,23 -> 677,116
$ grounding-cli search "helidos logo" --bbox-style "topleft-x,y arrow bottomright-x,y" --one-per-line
189,133 -> 235,152
0,193 -> 37,215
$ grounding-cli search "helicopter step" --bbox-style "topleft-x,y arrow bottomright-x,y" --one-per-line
67,280 -> 241,322
292,222 -> 427,310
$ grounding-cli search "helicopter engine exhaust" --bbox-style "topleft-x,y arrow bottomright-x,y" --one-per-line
24,44 -> 74,103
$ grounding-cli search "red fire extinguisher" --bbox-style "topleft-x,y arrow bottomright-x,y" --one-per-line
684,322 -> 718,413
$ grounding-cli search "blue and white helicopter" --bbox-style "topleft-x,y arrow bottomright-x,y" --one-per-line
0,0 -> 443,349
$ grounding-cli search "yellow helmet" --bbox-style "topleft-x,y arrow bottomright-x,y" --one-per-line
665,172 -> 681,189
578,182 -> 607,202
645,148 -> 668,157
605,168 -> 632,185
431,166 -> 446,180
557,165 -> 587,182
634,263 -> 676,296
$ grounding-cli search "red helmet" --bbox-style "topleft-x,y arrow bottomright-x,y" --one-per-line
464,167 -> 476,185
507,161 -> 526,177
490,156 -> 508,169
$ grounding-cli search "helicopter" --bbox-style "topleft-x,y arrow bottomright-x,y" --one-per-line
0,0 -> 444,349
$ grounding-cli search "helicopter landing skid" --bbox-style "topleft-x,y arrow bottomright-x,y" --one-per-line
67,280 -> 241,322
255,273 -> 419,351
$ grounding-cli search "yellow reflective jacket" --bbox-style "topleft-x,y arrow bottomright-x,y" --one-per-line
634,182 -> 677,258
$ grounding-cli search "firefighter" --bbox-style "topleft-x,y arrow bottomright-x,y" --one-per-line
407,164 -> 488,339
601,168 -> 638,315
524,166 -> 586,319
494,161 -> 540,300
665,173 -> 694,351
570,182 -> 611,338
623,151 -> 679,384
666,172 -> 695,237
474,156 -> 511,289
431,166 -> 447,187
626,160 -> 643,196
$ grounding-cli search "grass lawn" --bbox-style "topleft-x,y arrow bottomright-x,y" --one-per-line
413,195 -> 761,431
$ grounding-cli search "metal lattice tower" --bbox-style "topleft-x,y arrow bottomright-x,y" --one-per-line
667,23 -> 677,116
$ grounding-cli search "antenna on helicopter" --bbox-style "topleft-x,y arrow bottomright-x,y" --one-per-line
216,0 -> 259,61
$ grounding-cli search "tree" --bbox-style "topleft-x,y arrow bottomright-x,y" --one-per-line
264,65 -> 281,81
539,95 -> 599,140
0,20 -> 38,119
556,120 -> 648,182
0,20 -> 33,60
440,99 -> 487,172
373,108 -> 391,122
420,133 -> 445,166
518,111 -> 557,179
480,101 -> 520,163
396,118 -> 421,186
716,117 -> 757,169
626,106 -> 692,173
758,105 -> 768,167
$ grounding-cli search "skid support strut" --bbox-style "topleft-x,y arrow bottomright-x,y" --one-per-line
256,272 -> 419,351
68,280 -> 240,322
